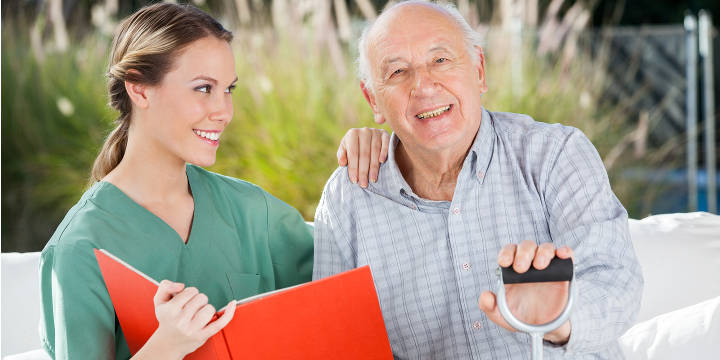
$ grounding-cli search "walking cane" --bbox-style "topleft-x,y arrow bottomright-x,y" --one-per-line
495,257 -> 576,360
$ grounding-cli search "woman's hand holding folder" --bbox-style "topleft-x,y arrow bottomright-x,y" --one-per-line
131,280 -> 237,360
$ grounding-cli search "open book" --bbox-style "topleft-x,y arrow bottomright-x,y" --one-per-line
94,249 -> 393,359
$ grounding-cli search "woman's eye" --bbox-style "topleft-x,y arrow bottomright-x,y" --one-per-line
225,85 -> 236,94
196,85 -> 211,93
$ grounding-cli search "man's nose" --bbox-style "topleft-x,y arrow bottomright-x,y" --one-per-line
410,67 -> 439,97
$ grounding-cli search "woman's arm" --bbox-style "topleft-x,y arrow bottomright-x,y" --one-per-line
41,242 -> 234,360
40,244 -> 119,359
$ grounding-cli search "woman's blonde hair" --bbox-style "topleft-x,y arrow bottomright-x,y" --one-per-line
91,3 -> 233,182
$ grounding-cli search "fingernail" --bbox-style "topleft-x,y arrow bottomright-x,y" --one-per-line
351,176 -> 357,184
372,176 -> 378,183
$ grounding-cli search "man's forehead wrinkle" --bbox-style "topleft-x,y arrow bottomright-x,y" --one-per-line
373,33 -> 457,64
365,2 -> 468,82
369,32 -> 412,70
366,5 -> 464,55
368,2 -> 454,37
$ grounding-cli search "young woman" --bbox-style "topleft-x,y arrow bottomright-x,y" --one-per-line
39,3 -> 387,359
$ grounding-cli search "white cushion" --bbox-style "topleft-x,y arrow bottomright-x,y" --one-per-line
1,253 -> 43,357
619,296 -> 720,359
629,212 -> 720,323
2,349 -> 51,360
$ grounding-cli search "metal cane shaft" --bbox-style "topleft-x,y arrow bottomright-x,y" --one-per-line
496,257 -> 576,360
531,333 -> 543,360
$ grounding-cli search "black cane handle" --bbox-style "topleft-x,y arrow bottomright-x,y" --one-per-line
500,257 -> 574,284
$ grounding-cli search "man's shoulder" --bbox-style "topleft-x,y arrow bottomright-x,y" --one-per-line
321,166 -> 368,201
490,110 -> 579,143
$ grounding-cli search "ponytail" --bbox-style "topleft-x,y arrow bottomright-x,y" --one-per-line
90,117 -> 130,182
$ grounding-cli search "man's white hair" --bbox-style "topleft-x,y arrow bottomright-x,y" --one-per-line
357,1 -> 484,93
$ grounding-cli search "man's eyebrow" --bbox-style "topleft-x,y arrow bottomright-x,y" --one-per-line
379,56 -> 406,75
428,44 -> 453,53
381,56 -> 405,66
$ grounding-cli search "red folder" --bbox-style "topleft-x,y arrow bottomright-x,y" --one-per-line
94,249 -> 393,359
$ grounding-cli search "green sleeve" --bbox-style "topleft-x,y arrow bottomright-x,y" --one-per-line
40,242 -> 128,359
263,192 -> 314,289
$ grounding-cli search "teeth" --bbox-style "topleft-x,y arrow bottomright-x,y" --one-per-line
194,130 -> 220,141
416,105 -> 451,119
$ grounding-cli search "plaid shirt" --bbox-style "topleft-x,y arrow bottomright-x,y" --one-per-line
313,108 -> 643,359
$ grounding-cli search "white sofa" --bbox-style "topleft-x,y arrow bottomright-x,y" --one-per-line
2,213 -> 719,359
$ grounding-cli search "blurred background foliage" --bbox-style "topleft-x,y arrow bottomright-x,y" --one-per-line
3,0 -> 718,251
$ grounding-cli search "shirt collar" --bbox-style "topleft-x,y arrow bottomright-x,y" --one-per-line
468,107 -> 495,184
369,107 -> 496,201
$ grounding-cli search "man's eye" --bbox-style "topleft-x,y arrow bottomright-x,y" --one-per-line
196,85 -> 211,93
390,69 -> 404,77
436,57 -> 448,63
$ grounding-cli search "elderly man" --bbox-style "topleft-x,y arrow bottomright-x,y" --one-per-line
313,1 -> 642,358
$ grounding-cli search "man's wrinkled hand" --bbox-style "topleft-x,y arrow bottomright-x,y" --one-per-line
478,241 -> 573,344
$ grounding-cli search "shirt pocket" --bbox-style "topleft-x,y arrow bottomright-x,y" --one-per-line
225,272 -> 262,300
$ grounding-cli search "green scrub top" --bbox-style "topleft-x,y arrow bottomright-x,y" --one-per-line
39,164 -> 314,359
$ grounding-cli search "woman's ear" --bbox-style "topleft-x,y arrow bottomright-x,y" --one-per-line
124,70 -> 150,109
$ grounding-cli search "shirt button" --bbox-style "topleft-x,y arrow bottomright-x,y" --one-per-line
472,321 -> 482,330
452,207 -> 461,215
462,263 -> 471,271
477,171 -> 484,179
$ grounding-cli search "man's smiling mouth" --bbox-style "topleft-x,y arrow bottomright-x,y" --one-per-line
416,105 -> 451,119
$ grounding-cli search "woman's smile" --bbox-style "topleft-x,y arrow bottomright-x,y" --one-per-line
193,129 -> 222,146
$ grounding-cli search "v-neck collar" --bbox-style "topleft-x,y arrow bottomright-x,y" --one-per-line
91,164 -> 203,249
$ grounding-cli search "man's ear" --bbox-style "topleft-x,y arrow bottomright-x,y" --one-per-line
473,45 -> 488,94
124,70 -> 150,109
360,82 -> 386,124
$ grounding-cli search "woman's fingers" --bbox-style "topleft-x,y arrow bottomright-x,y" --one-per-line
356,128 -> 372,188
201,300 -> 237,338
154,280 -> 185,305
167,286 -> 200,309
339,127 -> 390,187
369,130 -> 382,183
336,140 -> 348,167
379,130 -> 390,164
181,292 -> 210,323
345,130 -> 360,184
